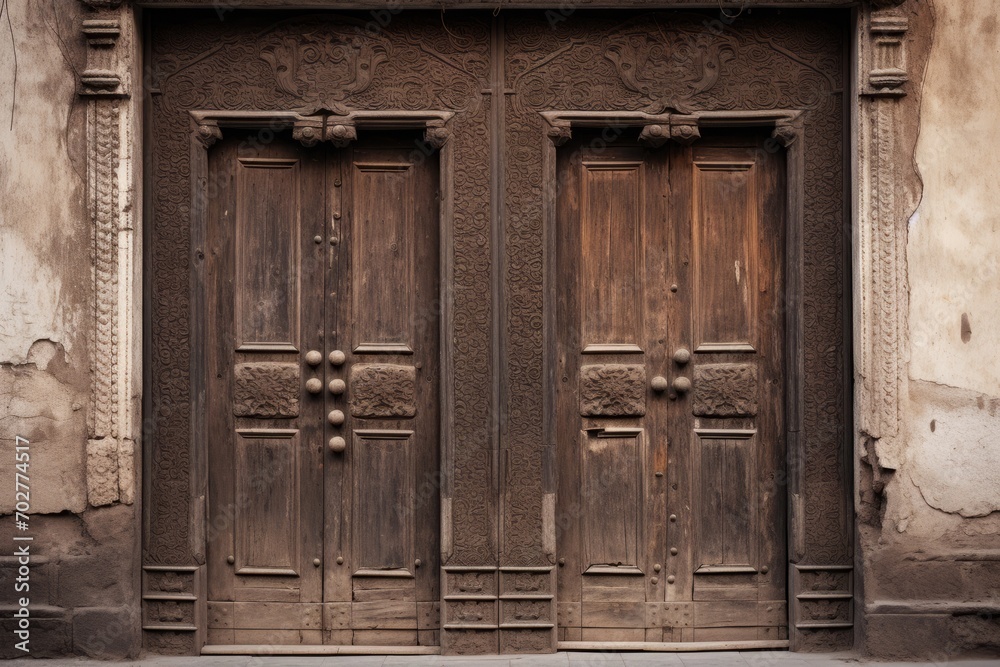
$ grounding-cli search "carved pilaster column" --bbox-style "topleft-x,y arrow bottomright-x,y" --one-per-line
79,0 -> 137,510
856,3 -> 909,466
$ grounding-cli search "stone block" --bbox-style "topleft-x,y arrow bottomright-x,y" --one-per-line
56,551 -> 130,608
72,606 -> 141,659
0,616 -> 72,658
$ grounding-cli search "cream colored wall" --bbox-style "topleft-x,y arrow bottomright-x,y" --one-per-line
892,2 -> 1000,536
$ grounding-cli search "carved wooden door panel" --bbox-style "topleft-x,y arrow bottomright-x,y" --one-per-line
323,137 -> 441,648
555,129 -> 787,644
205,131 -> 440,646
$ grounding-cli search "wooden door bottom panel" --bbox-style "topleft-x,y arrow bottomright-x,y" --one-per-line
202,644 -> 441,655
558,639 -> 790,652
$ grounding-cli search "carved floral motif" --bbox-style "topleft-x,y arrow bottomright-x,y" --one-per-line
233,363 -> 300,418
693,363 -> 759,417
349,364 -> 417,418
579,364 -> 647,417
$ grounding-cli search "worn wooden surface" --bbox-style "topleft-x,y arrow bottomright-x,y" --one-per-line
148,9 -> 849,654
205,134 -> 440,645
555,131 -> 788,643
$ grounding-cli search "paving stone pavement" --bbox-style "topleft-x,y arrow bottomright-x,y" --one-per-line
7,652 -> 1000,667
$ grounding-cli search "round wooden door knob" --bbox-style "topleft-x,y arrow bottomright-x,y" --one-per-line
329,436 -> 347,453
328,410 -> 345,425
329,350 -> 346,366
305,350 -> 323,366
651,376 -> 669,392
672,376 -> 692,393
306,378 -> 323,394
672,347 -> 691,365
329,379 -> 346,394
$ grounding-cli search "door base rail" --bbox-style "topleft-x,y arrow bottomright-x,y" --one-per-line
202,645 -> 441,656
558,640 -> 789,652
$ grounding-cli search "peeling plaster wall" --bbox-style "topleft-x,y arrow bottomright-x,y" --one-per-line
862,1 -> 1000,659
904,2 -> 1000,525
0,0 -> 140,658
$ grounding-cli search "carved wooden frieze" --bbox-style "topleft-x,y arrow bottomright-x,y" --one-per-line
349,364 -> 417,418
232,362 -> 300,418
579,364 -> 647,417
259,32 -> 389,107
692,363 -> 758,417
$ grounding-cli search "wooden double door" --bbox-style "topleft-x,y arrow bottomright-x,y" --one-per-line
204,131 -> 441,646
554,130 -> 788,643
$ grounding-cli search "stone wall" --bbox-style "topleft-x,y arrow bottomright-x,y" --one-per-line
858,0 -> 1000,659
0,0 -> 141,658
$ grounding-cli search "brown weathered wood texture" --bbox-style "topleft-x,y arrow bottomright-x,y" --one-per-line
205,133 -> 440,645
555,131 -> 787,644
147,9 -> 848,654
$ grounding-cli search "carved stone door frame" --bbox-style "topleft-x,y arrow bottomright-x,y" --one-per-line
75,0 -> 916,655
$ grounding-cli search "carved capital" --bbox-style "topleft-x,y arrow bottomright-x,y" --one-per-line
326,123 -> 357,148
863,9 -> 909,97
79,12 -> 128,97
771,116 -> 803,147
546,121 -> 572,146
193,122 -> 222,148
424,124 -> 450,150
82,18 -> 120,46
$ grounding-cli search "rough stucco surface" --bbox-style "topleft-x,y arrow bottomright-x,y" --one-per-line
0,0 -> 90,516
903,1 -> 1000,524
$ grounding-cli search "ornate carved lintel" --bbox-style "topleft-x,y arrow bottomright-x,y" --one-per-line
190,109 -> 455,151
863,10 -> 909,97
543,110 -> 801,148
